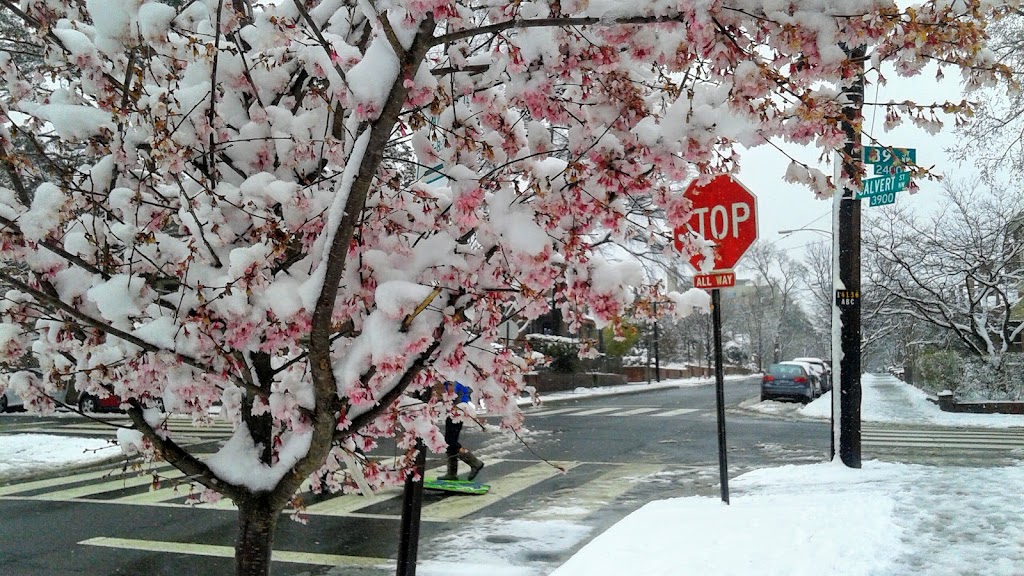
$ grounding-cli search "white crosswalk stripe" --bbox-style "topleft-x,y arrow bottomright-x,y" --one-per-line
609,408 -> 661,416
863,426 -> 1024,453
11,418 -> 236,443
653,408 -> 700,417
0,456 -> 654,525
525,407 -> 581,416
567,407 -> 620,416
525,406 -> 704,418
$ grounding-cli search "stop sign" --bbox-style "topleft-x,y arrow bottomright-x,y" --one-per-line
673,175 -> 758,271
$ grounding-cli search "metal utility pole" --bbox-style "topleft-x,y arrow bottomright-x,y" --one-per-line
396,439 -> 426,575
834,44 -> 864,468
653,301 -> 661,382
711,289 -> 730,504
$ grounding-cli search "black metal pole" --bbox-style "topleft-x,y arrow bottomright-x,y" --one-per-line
836,44 -> 864,468
711,288 -> 730,504
396,439 -> 426,576
653,302 -> 661,382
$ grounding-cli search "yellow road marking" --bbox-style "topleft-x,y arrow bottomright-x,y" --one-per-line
116,481 -> 201,504
35,469 -> 188,500
78,536 -> 390,567
303,490 -> 399,515
302,463 -> 447,516
0,460 -> 191,497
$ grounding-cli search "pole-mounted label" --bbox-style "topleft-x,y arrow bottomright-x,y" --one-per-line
835,290 -> 860,308
694,271 -> 736,289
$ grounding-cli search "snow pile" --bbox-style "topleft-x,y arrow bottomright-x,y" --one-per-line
0,434 -> 119,479
554,461 -> 902,576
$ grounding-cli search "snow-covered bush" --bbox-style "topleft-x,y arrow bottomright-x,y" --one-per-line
526,334 -> 583,373
957,355 -> 1024,400
915,351 -> 964,396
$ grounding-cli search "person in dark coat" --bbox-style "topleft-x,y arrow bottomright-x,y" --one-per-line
438,381 -> 484,481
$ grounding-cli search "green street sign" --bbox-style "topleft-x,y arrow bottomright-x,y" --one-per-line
869,194 -> 896,207
863,146 -> 916,167
858,171 -> 910,198
424,163 -> 445,184
874,164 -> 907,176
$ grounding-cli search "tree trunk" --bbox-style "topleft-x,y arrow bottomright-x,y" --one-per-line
236,494 -> 280,576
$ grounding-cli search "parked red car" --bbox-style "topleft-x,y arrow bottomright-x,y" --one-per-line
77,391 -> 163,412
77,391 -> 124,413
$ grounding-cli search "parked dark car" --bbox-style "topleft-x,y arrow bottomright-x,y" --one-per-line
761,362 -> 818,403
0,389 -> 19,412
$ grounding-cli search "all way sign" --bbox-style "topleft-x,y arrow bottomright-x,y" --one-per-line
694,271 -> 736,289
857,171 -> 910,198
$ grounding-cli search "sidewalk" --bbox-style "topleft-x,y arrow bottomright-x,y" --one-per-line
548,374 -> 1024,576
797,372 -> 1024,428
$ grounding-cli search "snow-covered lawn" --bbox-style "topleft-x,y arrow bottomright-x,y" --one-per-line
0,433 -> 120,480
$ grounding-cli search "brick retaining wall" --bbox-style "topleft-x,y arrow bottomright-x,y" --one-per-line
936,391 -> 1024,415
522,372 -> 628,393
524,366 -> 753,394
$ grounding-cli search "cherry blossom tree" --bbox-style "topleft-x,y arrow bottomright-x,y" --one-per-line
0,1 -> 1014,574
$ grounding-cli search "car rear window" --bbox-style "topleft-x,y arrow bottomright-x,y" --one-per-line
768,364 -> 804,378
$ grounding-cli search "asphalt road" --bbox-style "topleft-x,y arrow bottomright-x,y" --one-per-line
0,376 -> 833,576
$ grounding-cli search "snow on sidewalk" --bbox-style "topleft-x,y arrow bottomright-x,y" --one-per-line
799,373 -> 1024,428
551,459 -> 1024,576
549,374 -> 1024,576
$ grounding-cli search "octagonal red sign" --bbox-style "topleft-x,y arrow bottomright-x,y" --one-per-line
673,175 -> 758,271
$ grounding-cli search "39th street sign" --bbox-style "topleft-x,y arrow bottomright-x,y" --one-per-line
862,146 -> 916,167
860,145 -> 915,207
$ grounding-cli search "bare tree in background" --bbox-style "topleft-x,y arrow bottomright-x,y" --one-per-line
864,179 -> 1024,375
955,10 -> 1024,176
801,239 -> 833,356
729,242 -> 812,369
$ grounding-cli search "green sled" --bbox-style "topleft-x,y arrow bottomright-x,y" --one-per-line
423,478 -> 490,495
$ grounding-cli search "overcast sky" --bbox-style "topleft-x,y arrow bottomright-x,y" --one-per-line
736,63 -> 967,267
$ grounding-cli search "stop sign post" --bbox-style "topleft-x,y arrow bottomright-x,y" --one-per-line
672,174 -> 759,506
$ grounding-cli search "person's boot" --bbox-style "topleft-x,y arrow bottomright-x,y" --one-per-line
458,448 -> 484,481
437,455 -> 459,480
